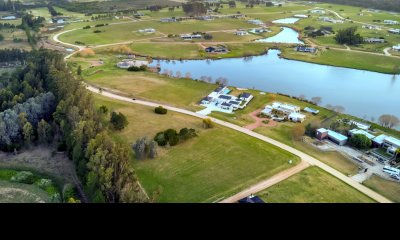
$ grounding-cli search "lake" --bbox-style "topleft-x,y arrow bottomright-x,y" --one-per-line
272,17 -> 300,24
150,50 -> 400,122
255,27 -> 304,44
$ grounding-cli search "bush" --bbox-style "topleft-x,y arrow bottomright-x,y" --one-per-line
164,129 -> 179,146
154,132 -> 167,146
179,128 -> 197,140
62,183 -> 77,202
349,134 -> 372,150
154,106 -> 167,114
110,111 -> 128,130
36,178 -> 53,189
10,171 -> 35,184
93,30 -> 102,33
127,65 -> 147,72
83,25 -> 91,29
203,118 -> 214,129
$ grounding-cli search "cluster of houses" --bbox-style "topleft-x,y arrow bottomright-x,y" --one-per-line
116,59 -> 149,69
316,121 -> 400,161
138,28 -> 155,33
295,46 -> 317,53
362,24 -> 381,30
310,9 -> 326,14
318,16 -> 344,24
199,86 -> 254,112
261,102 -> 312,123
248,27 -> 270,34
236,30 -> 249,36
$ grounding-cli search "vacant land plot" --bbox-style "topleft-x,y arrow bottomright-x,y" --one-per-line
364,175 -> 400,203
258,166 -> 375,203
0,180 -> 51,203
94,94 -> 300,202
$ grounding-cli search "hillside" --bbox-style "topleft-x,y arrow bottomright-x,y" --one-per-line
300,0 -> 400,12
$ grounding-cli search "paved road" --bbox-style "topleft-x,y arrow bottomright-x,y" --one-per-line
220,160 -> 310,203
86,85 -> 392,203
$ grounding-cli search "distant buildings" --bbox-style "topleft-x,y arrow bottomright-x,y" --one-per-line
296,46 -> 317,53
116,60 -> 149,69
247,19 -> 264,26
362,24 -> 381,30
318,16 -> 344,24
205,45 -> 228,53
393,45 -> 400,51
236,30 -> 249,36
388,29 -> 400,34
160,18 -> 176,23
180,34 -> 202,40
310,9 -> 325,14
138,28 -> 155,33
294,14 -> 308,18
384,20 -> 399,25
304,107 -> 320,115
364,38 -> 385,43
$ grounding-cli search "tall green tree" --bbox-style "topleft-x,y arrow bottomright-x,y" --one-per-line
23,122 -> 33,147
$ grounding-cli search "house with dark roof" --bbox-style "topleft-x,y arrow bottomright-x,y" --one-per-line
238,195 -> 265,203
205,45 -> 228,53
296,46 -> 317,53
220,102 -> 232,110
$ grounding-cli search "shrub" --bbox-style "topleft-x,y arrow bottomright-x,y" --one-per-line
10,171 -> 35,184
164,129 -> 179,146
155,106 -> 167,114
62,183 -> 77,202
349,134 -> 372,150
127,65 -> 147,72
154,132 -> 167,146
83,25 -> 91,29
93,30 -> 102,33
110,111 -> 128,130
36,178 -> 53,189
202,118 -> 214,129
179,128 -> 197,140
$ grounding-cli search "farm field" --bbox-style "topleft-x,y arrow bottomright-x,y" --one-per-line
257,166 -> 375,203
94,94 -> 301,202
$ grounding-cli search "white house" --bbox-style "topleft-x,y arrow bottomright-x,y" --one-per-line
364,38 -> 385,43
160,18 -> 176,23
319,16 -> 344,23
236,30 -> 249,36
180,34 -> 202,40
389,29 -> 400,34
384,20 -> 399,25
288,112 -> 306,123
294,14 -> 308,18
362,25 -> 381,30
116,60 -> 149,69
0,15 -> 16,20
247,19 -> 264,25
393,45 -> 400,51
349,129 -> 375,140
138,28 -> 155,33
316,128 -> 348,146
310,9 -> 325,14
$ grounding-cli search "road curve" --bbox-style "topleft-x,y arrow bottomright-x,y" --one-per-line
86,85 -> 392,203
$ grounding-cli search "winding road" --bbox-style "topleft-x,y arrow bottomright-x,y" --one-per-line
86,85 -> 392,203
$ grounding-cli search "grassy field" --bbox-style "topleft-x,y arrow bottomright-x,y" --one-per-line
258,166 -> 375,203
281,47 -> 400,74
94,94 -> 300,202
364,175 -> 400,203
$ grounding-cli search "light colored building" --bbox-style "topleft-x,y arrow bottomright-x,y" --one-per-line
349,120 -> 370,130
388,29 -> 400,34
116,60 -> 149,69
236,30 -> 249,36
349,129 -> 375,140
310,9 -> 325,14
316,128 -> 348,146
180,34 -> 202,40
393,45 -> 400,51
0,15 -> 16,20
319,16 -> 344,24
364,38 -> 385,43
362,24 -> 381,30
247,19 -> 264,25
372,134 -> 400,160
384,20 -> 399,25
160,18 -> 176,23
288,112 -> 306,123
304,107 -> 319,115
138,28 -> 155,33
294,14 -> 308,18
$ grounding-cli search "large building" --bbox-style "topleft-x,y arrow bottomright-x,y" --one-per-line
371,134 -> 400,161
116,60 -> 149,69
316,128 -> 348,146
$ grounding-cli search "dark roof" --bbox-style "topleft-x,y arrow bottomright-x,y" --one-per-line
240,92 -> 252,98
218,95 -> 232,100
201,96 -> 212,101
238,195 -> 265,203
229,101 -> 241,105
221,102 -> 232,107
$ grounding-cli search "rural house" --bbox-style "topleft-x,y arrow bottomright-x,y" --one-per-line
116,60 -> 149,69
236,30 -> 249,36
316,128 -> 348,146
388,29 -> 400,34
364,38 -> 385,43
296,46 -> 317,53
205,45 -> 228,53
384,20 -> 399,25
160,18 -> 176,23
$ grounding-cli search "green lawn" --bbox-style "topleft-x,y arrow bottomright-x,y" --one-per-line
94,94 -> 301,203
281,47 -> 400,74
364,175 -> 400,203
258,166 -> 375,203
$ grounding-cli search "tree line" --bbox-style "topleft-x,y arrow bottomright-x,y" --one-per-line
302,0 -> 400,13
0,49 -> 148,203
0,48 -> 29,63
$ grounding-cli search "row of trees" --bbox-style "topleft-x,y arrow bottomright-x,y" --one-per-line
0,49 -> 147,203
182,1 -> 207,16
47,4 -> 62,17
0,22 -> 16,30
335,27 -> 363,45
0,48 -> 28,63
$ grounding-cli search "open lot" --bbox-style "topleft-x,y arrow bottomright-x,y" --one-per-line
94,94 -> 300,202
258,166 -> 375,203
364,175 -> 400,203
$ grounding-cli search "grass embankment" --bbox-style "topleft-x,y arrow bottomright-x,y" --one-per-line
364,175 -> 400,203
281,47 -> 400,74
94,94 -> 300,203
258,166 -> 375,203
